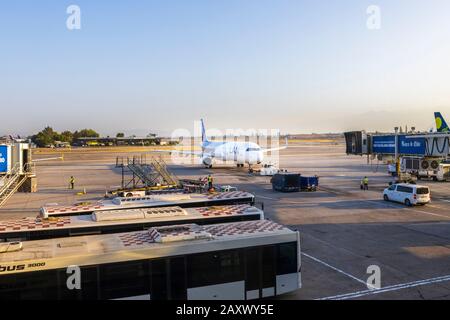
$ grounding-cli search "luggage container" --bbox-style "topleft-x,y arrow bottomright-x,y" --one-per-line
299,176 -> 319,191
271,173 -> 301,192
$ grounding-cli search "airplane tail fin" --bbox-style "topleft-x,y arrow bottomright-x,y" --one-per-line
435,112 -> 449,132
201,119 -> 209,143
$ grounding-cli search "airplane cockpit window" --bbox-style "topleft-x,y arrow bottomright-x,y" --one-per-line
246,148 -> 261,152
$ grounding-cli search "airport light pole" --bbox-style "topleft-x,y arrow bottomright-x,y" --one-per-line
394,127 -> 400,177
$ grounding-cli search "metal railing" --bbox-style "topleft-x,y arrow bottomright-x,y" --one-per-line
149,157 -> 179,186
0,163 -> 28,207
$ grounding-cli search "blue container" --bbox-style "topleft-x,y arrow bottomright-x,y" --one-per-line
299,176 -> 319,191
271,173 -> 301,192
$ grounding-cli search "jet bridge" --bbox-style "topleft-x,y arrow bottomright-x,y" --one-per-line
0,142 -> 36,207
344,131 -> 450,159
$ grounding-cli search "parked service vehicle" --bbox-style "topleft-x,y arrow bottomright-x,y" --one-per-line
383,183 -> 430,206
435,163 -> 450,181
416,163 -> 450,182
260,164 -> 279,176
271,173 -> 301,192
120,190 -> 147,197
399,157 -> 450,182
220,185 -> 238,192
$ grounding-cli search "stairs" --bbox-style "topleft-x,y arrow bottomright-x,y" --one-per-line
0,164 -> 27,207
126,157 -> 179,187
127,163 -> 159,187
118,155 -> 180,189
149,157 -> 179,186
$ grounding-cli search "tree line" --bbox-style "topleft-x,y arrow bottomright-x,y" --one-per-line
31,127 -> 100,147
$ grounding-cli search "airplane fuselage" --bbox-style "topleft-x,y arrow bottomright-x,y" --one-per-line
201,141 -> 263,166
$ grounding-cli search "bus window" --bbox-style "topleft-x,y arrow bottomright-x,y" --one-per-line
262,246 -> 276,290
59,266 -> 99,300
277,242 -> 298,275
169,257 -> 187,300
58,268 -> 80,300
219,251 -> 243,284
245,247 -> 260,293
100,261 -> 150,300
151,259 -> 168,300
2,270 -> 59,300
245,246 -> 276,298
0,274 -> 26,300
187,250 -> 243,288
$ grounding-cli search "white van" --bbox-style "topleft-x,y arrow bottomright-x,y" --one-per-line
383,183 -> 430,206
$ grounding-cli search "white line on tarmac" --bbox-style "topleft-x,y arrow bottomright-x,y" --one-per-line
317,274 -> 450,300
369,200 -> 450,219
256,196 -> 450,213
301,252 -> 367,286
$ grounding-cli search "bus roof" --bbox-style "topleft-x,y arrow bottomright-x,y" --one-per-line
40,191 -> 255,217
0,220 -> 298,273
0,205 -> 262,235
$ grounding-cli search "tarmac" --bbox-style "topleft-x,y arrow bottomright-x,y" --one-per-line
2,142 -> 450,300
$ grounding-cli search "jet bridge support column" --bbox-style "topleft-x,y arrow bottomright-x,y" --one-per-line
394,129 -> 400,176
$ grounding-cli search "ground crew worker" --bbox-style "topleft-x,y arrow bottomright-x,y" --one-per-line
362,176 -> 369,191
69,176 -> 75,190
207,174 -> 213,190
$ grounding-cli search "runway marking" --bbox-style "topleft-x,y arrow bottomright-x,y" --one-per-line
255,195 -> 450,219
368,200 -> 450,219
317,274 -> 450,300
426,204 -> 447,210
301,252 -> 367,286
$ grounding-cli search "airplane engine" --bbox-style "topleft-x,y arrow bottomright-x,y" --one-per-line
202,157 -> 212,167
236,154 -> 246,164
247,152 -> 263,165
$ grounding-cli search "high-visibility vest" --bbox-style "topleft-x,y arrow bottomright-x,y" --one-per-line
363,178 -> 369,184
208,176 -> 213,183
70,177 -> 75,183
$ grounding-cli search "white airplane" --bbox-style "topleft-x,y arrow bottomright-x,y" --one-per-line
157,119 -> 287,169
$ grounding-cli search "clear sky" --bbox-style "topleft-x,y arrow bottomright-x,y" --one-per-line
1,0 -> 450,136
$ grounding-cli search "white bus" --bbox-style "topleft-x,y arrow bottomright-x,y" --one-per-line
40,191 -> 255,218
0,205 -> 263,242
0,220 -> 301,300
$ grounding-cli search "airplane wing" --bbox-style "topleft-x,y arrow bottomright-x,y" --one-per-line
32,157 -> 64,162
149,149 -> 205,156
261,137 -> 289,153
261,145 -> 288,153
